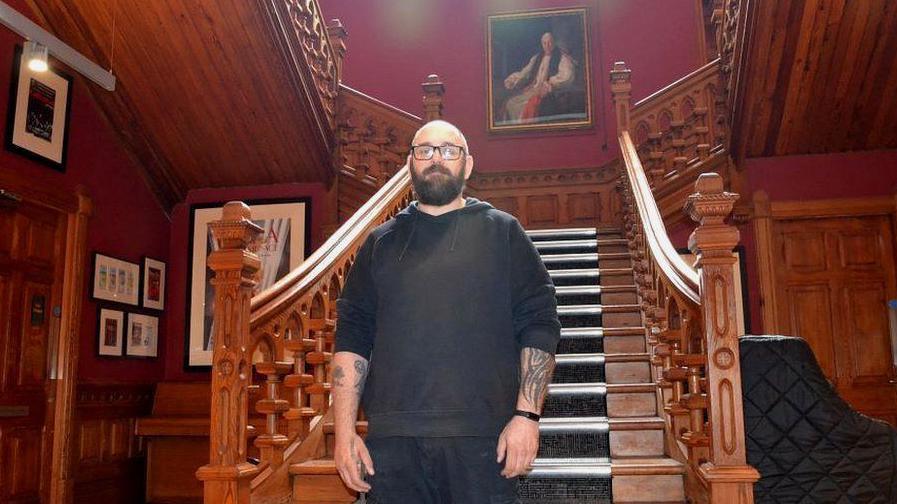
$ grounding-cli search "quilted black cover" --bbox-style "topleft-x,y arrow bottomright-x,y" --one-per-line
740,335 -> 897,503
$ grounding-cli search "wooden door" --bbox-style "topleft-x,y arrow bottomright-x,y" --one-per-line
0,197 -> 64,503
773,214 -> 897,425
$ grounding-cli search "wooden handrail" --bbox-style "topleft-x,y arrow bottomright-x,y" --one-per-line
611,61 -> 759,503
619,130 -> 699,302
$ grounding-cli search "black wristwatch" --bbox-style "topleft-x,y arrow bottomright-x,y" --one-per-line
514,409 -> 541,422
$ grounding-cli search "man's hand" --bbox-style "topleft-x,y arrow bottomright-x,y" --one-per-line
334,433 -> 374,492
496,415 -> 540,478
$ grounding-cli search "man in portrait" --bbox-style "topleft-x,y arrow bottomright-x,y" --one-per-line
502,32 -> 576,124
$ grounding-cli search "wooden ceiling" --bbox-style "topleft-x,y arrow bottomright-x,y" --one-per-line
730,0 -> 897,160
25,0 -> 336,211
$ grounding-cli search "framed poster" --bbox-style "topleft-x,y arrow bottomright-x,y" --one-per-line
5,44 -> 73,171
91,253 -> 140,306
97,308 -> 124,357
141,257 -> 166,311
487,8 -> 593,133
126,312 -> 159,358
185,198 -> 310,369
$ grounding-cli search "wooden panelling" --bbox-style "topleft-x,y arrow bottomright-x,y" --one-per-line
769,211 -> 897,425
26,0 -> 338,210
73,383 -> 154,503
727,0 -> 897,160
466,164 -> 621,229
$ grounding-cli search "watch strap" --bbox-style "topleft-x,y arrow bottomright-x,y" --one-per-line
513,409 -> 541,422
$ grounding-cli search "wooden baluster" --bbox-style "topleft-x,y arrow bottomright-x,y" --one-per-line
422,74 -> 445,121
306,320 -> 335,414
694,107 -> 711,160
284,331 -> 317,439
670,118 -> 687,177
196,202 -> 262,504
684,172 -> 759,503
647,133 -> 665,186
326,19 -> 348,83
255,361 -> 293,467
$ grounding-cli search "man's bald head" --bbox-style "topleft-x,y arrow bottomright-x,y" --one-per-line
412,120 -> 470,154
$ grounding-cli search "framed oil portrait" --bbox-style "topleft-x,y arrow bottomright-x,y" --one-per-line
487,8 -> 593,133
91,253 -> 140,306
141,257 -> 166,311
97,308 -> 124,357
185,198 -> 310,369
5,44 -> 73,171
126,312 -> 159,358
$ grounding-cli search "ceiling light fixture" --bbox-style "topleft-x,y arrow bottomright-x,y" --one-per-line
24,40 -> 47,72
0,1 -> 115,91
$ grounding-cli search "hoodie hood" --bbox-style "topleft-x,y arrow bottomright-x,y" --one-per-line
395,197 -> 494,261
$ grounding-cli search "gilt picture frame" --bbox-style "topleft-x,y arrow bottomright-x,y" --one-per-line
185,198 -> 310,369
5,44 -> 73,171
487,7 -> 593,133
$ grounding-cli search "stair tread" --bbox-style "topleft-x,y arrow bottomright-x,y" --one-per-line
608,416 -> 665,430
606,383 -> 655,393
611,457 -> 685,475
290,458 -> 338,475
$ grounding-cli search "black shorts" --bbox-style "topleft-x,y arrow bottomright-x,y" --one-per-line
364,436 -> 520,504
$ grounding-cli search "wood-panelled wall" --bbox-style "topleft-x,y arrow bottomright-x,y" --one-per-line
73,383 -> 154,502
465,164 -> 621,229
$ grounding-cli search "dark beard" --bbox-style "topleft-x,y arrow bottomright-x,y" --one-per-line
410,162 -> 466,206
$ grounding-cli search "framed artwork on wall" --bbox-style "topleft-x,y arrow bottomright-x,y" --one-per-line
5,44 -> 73,171
97,308 -> 124,357
486,7 -> 593,133
185,198 -> 310,369
141,257 -> 166,311
91,253 -> 140,306
126,312 -> 159,358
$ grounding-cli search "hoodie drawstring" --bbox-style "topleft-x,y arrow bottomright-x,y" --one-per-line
449,213 -> 461,252
397,213 -> 418,262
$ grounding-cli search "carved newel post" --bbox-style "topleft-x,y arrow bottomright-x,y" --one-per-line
421,74 -> 445,121
610,61 -> 632,133
684,173 -> 759,503
196,202 -> 263,504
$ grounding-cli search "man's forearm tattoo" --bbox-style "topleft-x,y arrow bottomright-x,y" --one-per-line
521,347 -> 555,410
353,359 -> 369,396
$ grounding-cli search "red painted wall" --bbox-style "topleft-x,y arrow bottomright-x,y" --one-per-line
0,1 -> 170,382
163,183 -> 328,381
325,0 -> 703,172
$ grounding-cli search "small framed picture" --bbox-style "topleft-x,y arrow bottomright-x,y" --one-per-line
141,257 -> 166,311
126,312 -> 159,358
4,44 -> 73,171
91,253 -> 140,306
97,308 -> 124,357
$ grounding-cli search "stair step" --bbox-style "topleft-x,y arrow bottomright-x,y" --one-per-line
526,457 -> 611,478
555,285 -> 602,296
544,384 -> 607,418
548,268 -> 600,286
538,417 -> 610,459
606,384 -> 657,417
541,253 -> 598,270
519,458 -> 612,503
290,458 -> 339,475
554,353 -> 605,383
526,228 -> 597,240
611,457 -> 685,475
558,327 -> 604,353
612,458 -> 686,504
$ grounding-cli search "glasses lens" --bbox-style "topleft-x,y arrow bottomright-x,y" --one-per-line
413,145 -> 434,160
441,145 -> 461,160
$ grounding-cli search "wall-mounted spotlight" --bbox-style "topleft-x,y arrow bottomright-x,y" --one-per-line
24,40 -> 47,72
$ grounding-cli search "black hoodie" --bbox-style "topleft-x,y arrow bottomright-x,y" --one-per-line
334,197 -> 560,438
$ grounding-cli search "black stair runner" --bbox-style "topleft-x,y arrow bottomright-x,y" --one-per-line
518,228 -> 612,504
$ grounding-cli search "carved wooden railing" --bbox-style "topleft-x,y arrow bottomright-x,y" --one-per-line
615,59 -> 730,225
612,64 -> 759,503
197,77 -> 440,502
334,75 -> 443,222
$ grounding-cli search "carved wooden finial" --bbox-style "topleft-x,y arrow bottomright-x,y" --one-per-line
610,62 -> 632,133
685,172 -> 739,227
422,74 -> 445,121
327,19 -> 348,81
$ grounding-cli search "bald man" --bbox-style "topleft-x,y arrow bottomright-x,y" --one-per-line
332,121 -> 560,504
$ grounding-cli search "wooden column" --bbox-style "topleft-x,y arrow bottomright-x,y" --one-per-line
610,62 -> 632,133
196,202 -> 262,504
421,74 -> 445,121
684,173 -> 759,503
751,190 -> 777,333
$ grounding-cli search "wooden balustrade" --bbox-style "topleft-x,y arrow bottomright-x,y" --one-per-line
612,63 -> 759,503
623,59 -> 726,195
201,76 -> 440,503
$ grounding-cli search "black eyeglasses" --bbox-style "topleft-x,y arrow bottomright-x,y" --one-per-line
410,144 -> 465,161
